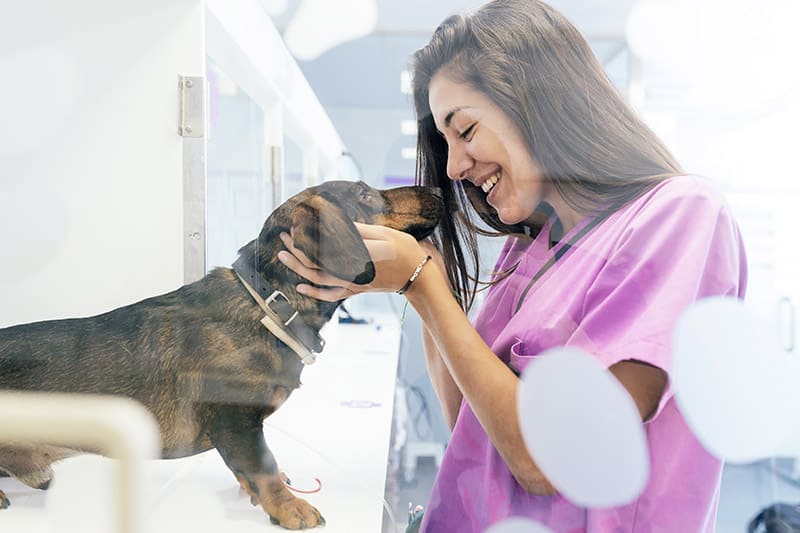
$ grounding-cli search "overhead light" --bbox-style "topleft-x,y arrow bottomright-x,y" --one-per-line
400,70 -> 412,95
283,0 -> 378,61
401,147 -> 416,160
400,120 -> 417,136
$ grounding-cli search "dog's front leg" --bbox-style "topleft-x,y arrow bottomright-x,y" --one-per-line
206,405 -> 325,529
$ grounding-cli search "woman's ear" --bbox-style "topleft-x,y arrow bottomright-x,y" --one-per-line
289,194 -> 376,284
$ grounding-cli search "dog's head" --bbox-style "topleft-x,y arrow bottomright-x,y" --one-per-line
267,180 -> 443,285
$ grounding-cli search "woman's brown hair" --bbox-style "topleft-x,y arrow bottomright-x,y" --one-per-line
411,0 -> 683,311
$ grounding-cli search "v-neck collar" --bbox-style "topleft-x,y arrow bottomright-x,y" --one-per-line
533,213 -> 592,259
513,212 -> 605,315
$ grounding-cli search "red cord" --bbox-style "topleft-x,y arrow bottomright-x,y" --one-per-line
284,477 -> 322,494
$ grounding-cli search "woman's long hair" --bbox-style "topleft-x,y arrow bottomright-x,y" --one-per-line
411,0 -> 682,311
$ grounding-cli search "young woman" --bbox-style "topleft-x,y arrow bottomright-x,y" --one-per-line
279,0 -> 747,530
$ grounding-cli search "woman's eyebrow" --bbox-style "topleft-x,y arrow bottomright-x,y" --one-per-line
444,106 -> 473,128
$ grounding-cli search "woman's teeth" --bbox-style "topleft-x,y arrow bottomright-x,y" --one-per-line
481,173 -> 499,193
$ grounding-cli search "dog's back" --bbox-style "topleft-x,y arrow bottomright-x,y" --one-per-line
0,267 -> 305,455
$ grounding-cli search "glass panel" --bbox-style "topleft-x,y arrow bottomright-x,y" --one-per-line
283,134 -> 305,201
2,2 -> 798,532
205,58 -> 271,270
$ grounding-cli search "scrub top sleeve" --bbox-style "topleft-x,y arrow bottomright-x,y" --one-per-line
566,184 -> 747,419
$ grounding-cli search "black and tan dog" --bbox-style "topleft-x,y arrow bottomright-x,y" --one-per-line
0,180 -> 443,528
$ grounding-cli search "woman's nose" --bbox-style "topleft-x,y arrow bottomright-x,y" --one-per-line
446,146 -> 473,181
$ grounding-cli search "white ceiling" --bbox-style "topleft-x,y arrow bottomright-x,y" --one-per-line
265,0 -> 633,111
374,0 -> 636,38
268,0 -> 636,38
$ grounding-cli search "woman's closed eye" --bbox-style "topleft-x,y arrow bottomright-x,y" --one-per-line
459,123 -> 476,140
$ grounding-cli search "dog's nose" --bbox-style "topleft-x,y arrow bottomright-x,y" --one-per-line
430,187 -> 443,199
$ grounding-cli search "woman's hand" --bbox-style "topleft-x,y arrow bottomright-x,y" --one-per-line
277,222 -> 436,302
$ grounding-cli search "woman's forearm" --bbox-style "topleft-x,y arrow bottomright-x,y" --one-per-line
406,262 -> 557,494
422,325 -> 463,431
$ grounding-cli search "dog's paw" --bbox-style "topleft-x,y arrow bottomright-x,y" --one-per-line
0,489 -> 9,509
268,498 -> 325,529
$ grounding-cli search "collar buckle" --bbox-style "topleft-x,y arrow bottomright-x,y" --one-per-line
231,255 -> 325,365
264,290 -> 299,326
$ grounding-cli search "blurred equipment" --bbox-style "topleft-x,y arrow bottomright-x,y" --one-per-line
749,502 -> 800,533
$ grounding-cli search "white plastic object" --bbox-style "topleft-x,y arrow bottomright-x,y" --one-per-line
672,296 -> 800,462
0,392 -> 161,533
517,347 -> 649,507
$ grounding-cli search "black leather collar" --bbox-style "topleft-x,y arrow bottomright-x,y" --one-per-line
232,255 -> 325,357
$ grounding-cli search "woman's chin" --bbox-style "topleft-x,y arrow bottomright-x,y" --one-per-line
495,209 -> 520,226
497,209 -> 539,229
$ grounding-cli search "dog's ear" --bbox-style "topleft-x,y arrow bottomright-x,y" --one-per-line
289,193 -> 376,284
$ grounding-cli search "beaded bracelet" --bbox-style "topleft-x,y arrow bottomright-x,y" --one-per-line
396,255 -> 432,295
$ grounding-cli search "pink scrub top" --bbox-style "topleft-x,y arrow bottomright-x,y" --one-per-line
420,175 -> 748,533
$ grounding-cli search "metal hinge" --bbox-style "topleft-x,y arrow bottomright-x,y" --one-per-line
178,75 -> 204,138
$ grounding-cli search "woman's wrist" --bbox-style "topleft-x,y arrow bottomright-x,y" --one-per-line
403,258 -> 455,313
396,255 -> 433,295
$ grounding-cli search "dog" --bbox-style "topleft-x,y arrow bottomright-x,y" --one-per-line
0,180 -> 443,529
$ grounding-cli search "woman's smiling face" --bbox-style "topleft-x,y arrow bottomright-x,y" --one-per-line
427,69 -> 549,226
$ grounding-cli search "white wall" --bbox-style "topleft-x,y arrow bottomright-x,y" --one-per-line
0,0 -> 205,327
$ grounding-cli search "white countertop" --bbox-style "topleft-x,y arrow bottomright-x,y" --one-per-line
0,315 -> 402,533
